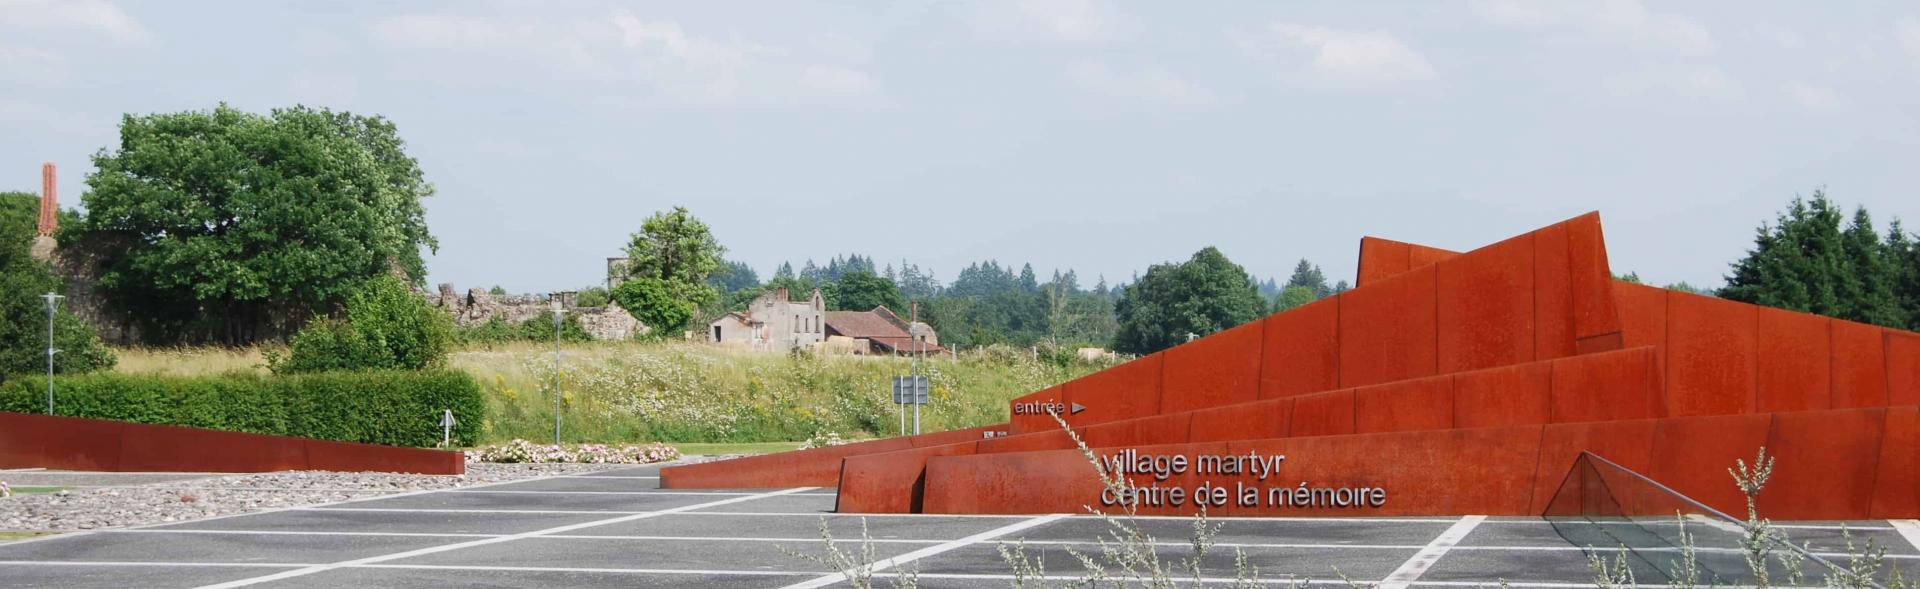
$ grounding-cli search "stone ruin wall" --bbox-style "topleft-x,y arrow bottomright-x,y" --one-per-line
426,284 -> 647,341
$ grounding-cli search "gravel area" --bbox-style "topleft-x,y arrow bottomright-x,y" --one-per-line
0,463 -> 638,533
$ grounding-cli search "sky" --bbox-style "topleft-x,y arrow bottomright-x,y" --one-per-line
3,0 -> 1918,293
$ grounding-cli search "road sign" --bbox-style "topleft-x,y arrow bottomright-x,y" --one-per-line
440,410 -> 457,447
892,376 -> 929,405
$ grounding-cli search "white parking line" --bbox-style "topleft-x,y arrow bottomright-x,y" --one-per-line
1894,520 -> 1920,552
192,486 -> 818,588
778,513 -> 1068,589
1379,514 -> 1484,589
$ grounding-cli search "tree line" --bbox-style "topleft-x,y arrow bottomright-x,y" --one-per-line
602,206 -> 1354,355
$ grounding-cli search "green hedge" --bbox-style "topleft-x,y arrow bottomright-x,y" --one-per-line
0,370 -> 485,448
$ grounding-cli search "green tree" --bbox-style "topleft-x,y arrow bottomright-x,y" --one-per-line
1839,208 -> 1904,327
1890,221 -> 1920,329
1721,192 -> 1848,317
1284,259 -> 1331,298
1721,192 -> 1909,328
618,207 -> 723,330
70,104 -> 436,345
1112,247 -> 1265,354
0,193 -> 115,379
832,270 -> 904,311
709,260 -> 760,294
624,207 -> 725,287
1272,285 -> 1318,312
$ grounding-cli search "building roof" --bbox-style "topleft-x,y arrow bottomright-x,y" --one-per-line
824,307 -> 944,354
823,309 -> 905,339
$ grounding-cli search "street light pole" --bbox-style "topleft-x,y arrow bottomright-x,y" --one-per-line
551,298 -> 566,445
42,292 -> 63,415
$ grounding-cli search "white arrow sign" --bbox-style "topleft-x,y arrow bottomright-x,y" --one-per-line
1070,403 -> 1086,415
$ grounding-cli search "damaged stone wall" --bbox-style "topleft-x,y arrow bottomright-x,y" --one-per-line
426,284 -> 646,341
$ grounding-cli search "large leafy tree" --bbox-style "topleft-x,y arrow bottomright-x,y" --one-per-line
71,104 -> 436,344
624,206 -> 725,287
0,193 -> 115,378
1112,247 -> 1265,354
618,207 -> 725,332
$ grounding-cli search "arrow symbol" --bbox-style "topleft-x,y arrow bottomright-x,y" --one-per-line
1070,403 -> 1086,415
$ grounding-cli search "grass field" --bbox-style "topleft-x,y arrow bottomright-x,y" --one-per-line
108,341 -> 1109,445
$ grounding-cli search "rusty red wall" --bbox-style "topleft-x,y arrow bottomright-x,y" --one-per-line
917,408 -> 1918,519
0,412 -> 463,475
674,212 -> 1920,522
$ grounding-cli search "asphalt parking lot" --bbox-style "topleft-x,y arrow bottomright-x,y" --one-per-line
2,463 -> 1916,588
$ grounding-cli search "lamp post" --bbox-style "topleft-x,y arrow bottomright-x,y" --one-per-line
551,297 -> 566,445
42,292 -> 63,415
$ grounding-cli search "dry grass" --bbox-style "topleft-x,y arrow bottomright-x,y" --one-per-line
111,347 -> 269,376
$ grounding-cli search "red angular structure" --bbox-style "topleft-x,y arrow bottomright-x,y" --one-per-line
662,213 -> 1920,520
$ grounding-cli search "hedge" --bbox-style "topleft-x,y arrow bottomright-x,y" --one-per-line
0,370 -> 485,448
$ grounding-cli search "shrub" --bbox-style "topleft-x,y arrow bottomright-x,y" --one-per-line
0,370 -> 485,447
575,286 -> 610,308
455,315 -> 592,345
346,275 -> 454,369
272,276 -> 452,373
272,318 -> 383,373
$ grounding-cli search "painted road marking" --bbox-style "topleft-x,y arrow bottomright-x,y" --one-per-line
778,513 -> 1068,589
0,560 -> 1772,587
192,486 -> 818,588
1380,514 -> 1484,589
1894,520 -> 1920,552
77,528 -> 1920,560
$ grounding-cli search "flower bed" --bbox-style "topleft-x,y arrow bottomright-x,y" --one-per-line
468,439 -> 681,464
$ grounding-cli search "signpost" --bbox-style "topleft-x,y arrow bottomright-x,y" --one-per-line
440,410 -> 457,448
42,292 -> 62,415
891,375 -> 929,435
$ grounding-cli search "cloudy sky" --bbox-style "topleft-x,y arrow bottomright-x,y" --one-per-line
4,0 -> 1918,292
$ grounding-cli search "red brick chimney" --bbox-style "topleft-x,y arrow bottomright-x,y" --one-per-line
37,162 -> 56,237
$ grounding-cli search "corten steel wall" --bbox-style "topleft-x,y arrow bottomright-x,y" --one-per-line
667,211 -> 1920,520
0,412 -> 464,474
914,407 -> 1919,520
833,347 -> 1661,513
